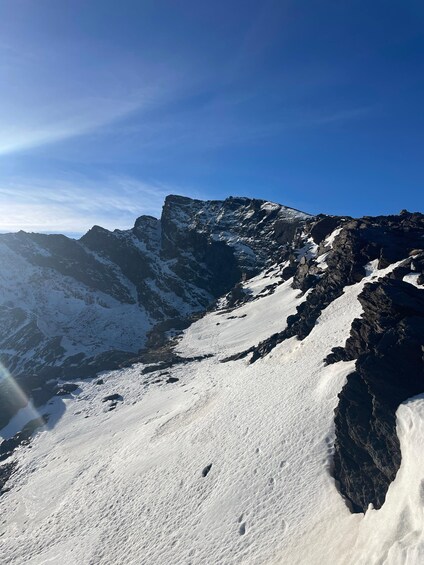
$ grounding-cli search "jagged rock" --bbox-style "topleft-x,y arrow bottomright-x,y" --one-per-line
281,260 -> 298,281
233,213 -> 424,514
220,211 -> 423,516
0,461 -> 17,495
332,278 -> 424,512
141,353 -> 213,375
246,212 -> 424,362
292,256 -> 321,292
225,283 -> 250,309
310,215 -> 342,244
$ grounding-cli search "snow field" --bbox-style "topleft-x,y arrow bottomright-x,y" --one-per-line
1,260 -> 422,565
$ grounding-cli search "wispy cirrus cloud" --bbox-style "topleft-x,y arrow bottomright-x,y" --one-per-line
0,175 -> 198,235
0,97 -> 147,156
0,21 -> 199,157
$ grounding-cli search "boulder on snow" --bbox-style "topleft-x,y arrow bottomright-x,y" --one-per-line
166,377 -> 179,384
202,464 -> 212,477
55,383 -> 79,395
102,394 -> 123,403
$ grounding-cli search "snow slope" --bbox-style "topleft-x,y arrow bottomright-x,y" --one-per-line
1,262 -> 422,564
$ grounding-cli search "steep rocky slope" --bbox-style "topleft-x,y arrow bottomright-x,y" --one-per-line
0,195 -> 309,427
330,258 -> 424,512
229,210 -> 424,514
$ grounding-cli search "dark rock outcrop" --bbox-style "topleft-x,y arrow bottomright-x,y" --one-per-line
222,212 -> 424,515
331,277 -> 424,513
0,461 -> 17,496
309,215 -> 342,245
102,394 -> 123,403
0,415 -> 48,463
166,377 -> 179,384
246,212 -> 424,362
55,383 -> 79,396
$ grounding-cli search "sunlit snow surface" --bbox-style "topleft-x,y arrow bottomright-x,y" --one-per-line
1,262 -> 422,564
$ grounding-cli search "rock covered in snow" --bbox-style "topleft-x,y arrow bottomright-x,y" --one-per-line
243,211 -> 424,362
0,195 -> 310,417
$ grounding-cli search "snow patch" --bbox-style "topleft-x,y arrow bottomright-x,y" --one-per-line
324,226 -> 343,248
403,272 -> 423,288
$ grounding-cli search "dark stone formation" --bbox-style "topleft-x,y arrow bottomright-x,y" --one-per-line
245,212 -> 424,363
202,464 -> 212,477
309,215 -> 343,244
166,377 -> 179,384
0,461 -> 17,496
0,415 -> 48,463
221,213 -> 424,515
95,379 -> 104,385
140,353 -> 213,375
102,394 -> 123,403
225,283 -> 250,309
292,256 -> 322,293
141,361 -> 179,375
331,277 -> 424,513
101,394 -> 124,412
55,383 -> 79,396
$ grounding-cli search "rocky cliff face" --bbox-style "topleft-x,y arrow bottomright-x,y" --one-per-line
228,210 -> 424,513
329,260 -> 424,512
0,195 -> 309,427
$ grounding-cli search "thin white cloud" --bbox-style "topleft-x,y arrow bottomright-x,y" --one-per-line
0,175 -> 197,234
0,98 -> 145,156
0,28 -> 198,156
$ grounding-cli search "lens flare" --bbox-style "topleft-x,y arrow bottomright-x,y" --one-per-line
0,362 -> 40,439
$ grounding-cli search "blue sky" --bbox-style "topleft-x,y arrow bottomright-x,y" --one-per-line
0,0 -> 423,235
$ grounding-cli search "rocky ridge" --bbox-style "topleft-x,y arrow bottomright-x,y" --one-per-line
0,195 -> 309,428
329,257 -> 424,512
225,210 -> 424,513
